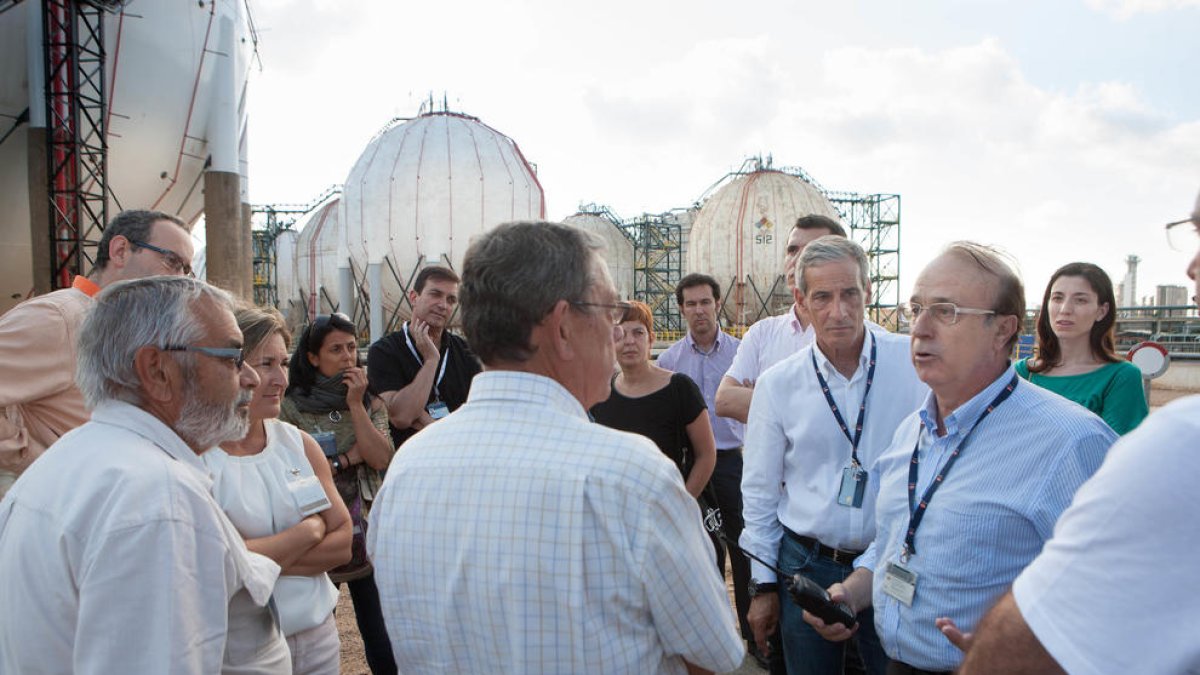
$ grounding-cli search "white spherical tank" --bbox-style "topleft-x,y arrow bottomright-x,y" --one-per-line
563,212 -> 635,301
687,169 -> 842,324
340,110 -> 544,328
293,197 -> 342,320
0,0 -> 254,313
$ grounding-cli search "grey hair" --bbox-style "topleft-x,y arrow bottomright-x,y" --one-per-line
795,235 -> 870,295
940,241 -> 1025,350
76,276 -> 236,407
460,220 -> 603,365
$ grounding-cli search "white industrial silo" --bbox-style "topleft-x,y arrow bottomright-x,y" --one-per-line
687,168 -> 842,324
0,0 -> 255,312
340,109 -> 545,342
564,211 -> 635,301
274,227 -> 301,324
293,197 -> 342,321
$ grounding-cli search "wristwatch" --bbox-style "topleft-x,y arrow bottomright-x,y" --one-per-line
748,578 -> 779,599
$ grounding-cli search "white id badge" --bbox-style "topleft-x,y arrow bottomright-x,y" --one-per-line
427,401 -> 449,420
288,475 -> 331,516
882,561 -> 918,607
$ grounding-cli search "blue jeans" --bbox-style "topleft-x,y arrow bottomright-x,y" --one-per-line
777,533 -> 886,675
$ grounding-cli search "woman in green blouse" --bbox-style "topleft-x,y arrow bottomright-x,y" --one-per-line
1016,262 -> 1148,434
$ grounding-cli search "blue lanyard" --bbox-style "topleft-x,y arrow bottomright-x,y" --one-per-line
902,374 -> 1019,561
810,332 -> 877,469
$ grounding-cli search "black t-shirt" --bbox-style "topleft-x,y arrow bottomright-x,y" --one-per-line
367,325 -> 482,447
589,372 -> 707,474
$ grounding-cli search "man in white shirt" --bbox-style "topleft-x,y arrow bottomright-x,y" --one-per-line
742,236 -> 927,675
368,221 -> 744,674
0,276 -> 287,675
957,189 -> 1200,674
716,214 -> 847,424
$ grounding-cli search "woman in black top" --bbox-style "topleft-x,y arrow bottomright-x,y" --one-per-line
590,301 -> 716,498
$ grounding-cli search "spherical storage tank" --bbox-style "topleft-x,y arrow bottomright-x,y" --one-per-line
292,197 -> 342,321
340,110 -> 544,333
563,212 -> 634,301
687,169 -> 843,324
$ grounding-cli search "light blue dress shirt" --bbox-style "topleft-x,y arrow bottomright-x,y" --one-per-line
858,365 -> 1117,671
657,330 -> 744,450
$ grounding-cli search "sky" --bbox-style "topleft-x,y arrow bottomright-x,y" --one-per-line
241,0 -> 1200,306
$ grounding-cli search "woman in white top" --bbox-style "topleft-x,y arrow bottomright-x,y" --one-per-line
204,306 -> 352,675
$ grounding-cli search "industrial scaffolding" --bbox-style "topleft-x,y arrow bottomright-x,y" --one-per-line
829,192 -> 902,329
250,185 -> 341,310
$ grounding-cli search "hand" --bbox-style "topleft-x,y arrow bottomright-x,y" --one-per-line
802,582 -> 859,642
935,617 -> 973,652
410,318 -> 440,362
747,594 -> 780,657
343,366 -> 369,403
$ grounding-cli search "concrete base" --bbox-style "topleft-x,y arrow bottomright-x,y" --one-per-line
204,170 -> 249,298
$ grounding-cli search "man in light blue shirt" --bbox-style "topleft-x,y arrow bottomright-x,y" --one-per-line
804,242 -> 1116,674
657,272 -> 749,645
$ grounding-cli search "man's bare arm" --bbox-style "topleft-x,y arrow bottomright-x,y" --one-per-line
714,375 -> 753,424
958,592 -> 1064,675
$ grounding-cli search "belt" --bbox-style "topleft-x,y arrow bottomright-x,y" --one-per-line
886,661 -> 952,675
717,446 -> 742,452
784,528 -> 863,566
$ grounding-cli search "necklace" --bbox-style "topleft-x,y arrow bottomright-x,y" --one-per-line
328,410 -> 342,423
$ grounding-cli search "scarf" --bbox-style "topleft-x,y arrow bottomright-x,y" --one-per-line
289,371 -> 350,414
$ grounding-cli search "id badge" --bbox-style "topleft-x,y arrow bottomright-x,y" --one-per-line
288,475 -> 331,516
882,561 -> 918,607
836,465 -> 867,508
427,401 -> 449,420
312,431 -> 337,458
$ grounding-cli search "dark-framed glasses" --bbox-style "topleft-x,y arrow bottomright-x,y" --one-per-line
131,239 -> 192,276
901,302 -> 996,326
161,345 -> 245,369
1166,217 -> 1199,252
569,300 -> 632,325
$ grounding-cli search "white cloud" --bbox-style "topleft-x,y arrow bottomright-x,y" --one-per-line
1085,0 -> 1200,19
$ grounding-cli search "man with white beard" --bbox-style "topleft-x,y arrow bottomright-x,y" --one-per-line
0,276 -> 290,675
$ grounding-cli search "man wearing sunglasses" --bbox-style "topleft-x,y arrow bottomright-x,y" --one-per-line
0,209 -> 195,498
0,276 -> 289,674
803,242 -> 1115,674
956,191 -> 1200,674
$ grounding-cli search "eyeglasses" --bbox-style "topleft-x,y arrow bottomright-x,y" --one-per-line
131,240 -> 192,276
1166,217 -> 1199,251
161,345 -> 245,369
901,302 -> 996,326
569,301 -> 632,325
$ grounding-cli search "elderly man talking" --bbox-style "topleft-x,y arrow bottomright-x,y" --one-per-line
0,276 -> 288,674
804,242 -> 1116,675
368,221 -> 744,674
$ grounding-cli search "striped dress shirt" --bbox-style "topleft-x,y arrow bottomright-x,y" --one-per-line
858,366 -> 1117,671
367,370 -> 745,674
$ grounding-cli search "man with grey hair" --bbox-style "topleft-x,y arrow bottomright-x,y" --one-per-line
955,191 -> 1200,674
0,276 -> 289,674
804,242 -> 1115,674
741,235 -> 927,675
368,221 -> 744,673
0,209 -> 195,497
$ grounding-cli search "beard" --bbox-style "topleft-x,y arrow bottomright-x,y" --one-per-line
175,377 -> 254,451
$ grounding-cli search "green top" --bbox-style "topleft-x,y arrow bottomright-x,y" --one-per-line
1015,358 -> 1148,435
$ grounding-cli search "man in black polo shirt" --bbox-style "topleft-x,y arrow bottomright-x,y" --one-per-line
368,266 -> 482,447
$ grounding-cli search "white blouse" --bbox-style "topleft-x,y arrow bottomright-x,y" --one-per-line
205,420 -> 339,636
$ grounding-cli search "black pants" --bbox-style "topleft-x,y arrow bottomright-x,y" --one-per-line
711,448 -> 752,641
339,573 -> 397,675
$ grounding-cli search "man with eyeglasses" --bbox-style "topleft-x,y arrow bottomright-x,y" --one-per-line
0,209 -> 195,498
0,276 -> 290,674
953,192 -> 1200,673
741,236 -> 927,675
367,221 -> 744,673
803,242 -> 1115,675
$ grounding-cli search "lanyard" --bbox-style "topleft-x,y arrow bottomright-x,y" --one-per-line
403,322 -> 450,400
902,374 -> 1019,561
810,332 -> 877,469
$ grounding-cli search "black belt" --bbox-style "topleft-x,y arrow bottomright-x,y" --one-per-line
784,528 -> 863,566
717,446 -> 742,452
886,661 -> 952,675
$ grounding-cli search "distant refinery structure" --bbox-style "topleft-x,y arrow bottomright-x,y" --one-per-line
0,0 -> 257,313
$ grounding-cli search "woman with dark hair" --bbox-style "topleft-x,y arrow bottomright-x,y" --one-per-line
280,312 -> 397,674
203,306 -> 351,674
1016,262 -> 1148,434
